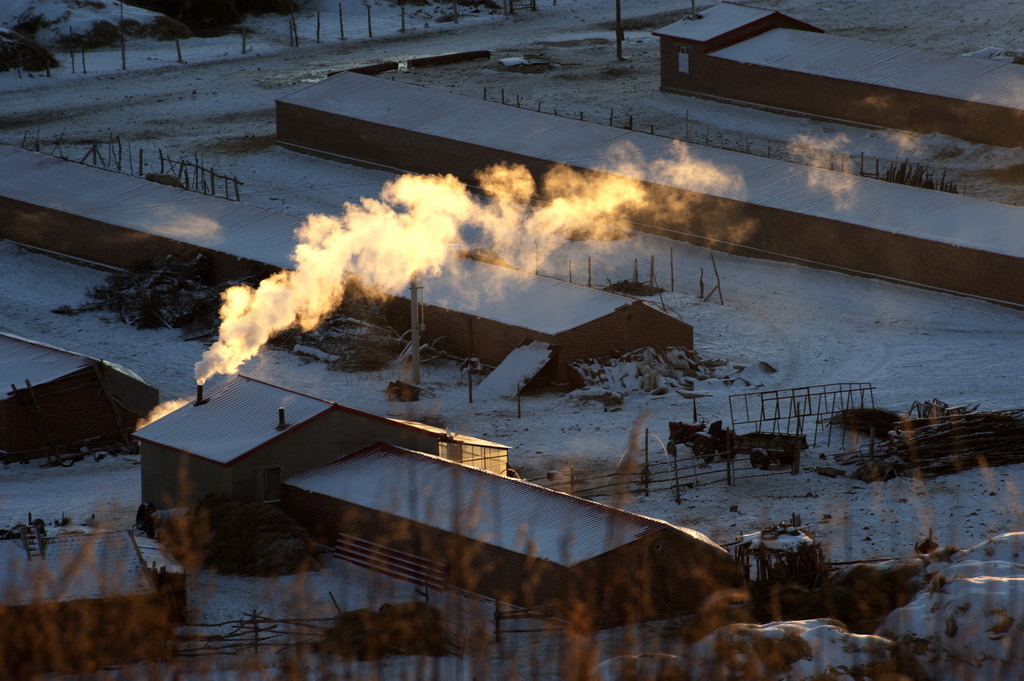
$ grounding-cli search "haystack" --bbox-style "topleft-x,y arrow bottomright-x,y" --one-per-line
160,495 -> 316,576
200,495 -> 315,575
322,601 -> 446,660
0,28 -> 58,72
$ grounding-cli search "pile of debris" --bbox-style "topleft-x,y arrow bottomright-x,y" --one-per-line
887,408 -> 1024,477
56,254 -> 239,340
569,347 -> 777,396
271,279 -> 407,372
603,279 -> 664,296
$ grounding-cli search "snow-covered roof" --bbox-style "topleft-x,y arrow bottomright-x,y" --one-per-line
415,256 -> 638,335
0,331 -> 148,393
0,145 -> 303,268
133,374 -> 508,463
475,340 -> 555,399
0,145 -> 643,336
383,416 -> 508,449
652,2 -> 816,43
711,28 -> 1024,110
0,531 -> 154,607
285,442 -> 726,566
279,72 -> 1024,258
132,374 -> 336,464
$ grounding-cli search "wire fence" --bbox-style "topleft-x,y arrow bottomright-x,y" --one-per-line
530,447 -> 801,504
176,610 -> 467,658
20,132 -> 245,201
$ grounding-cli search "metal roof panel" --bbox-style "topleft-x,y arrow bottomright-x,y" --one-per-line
132,374 -> 335,463
712,28 -> 1024,109
652,2 -> 779,43
278,72 -> 1024,258
285,442 -> 725,566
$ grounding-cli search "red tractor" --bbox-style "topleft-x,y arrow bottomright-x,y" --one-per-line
667,419 -> 734,463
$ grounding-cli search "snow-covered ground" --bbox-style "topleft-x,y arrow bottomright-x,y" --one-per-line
3,0 -> 1024,678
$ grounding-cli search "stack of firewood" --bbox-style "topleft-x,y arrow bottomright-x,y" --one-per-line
886,409 -> 1024,477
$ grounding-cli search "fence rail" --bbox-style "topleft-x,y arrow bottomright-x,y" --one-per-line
533,445 -> 800,504
21,134 -> 245,201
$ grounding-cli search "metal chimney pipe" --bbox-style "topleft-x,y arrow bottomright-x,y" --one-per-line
195,383 -> 207,406
277,407 -> 287,430
410,274 -> 421,386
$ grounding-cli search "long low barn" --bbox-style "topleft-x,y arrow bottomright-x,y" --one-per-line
0,145 -> 693,386
654,2 -> 1024,149
275,71 -> 1024,308
282,442 -> 740,625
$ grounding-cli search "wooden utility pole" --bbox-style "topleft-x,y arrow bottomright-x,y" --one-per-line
410,274 -> 421,385
615,0 -> 623,61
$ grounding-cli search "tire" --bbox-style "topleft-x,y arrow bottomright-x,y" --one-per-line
667,440 -> 678,457
750,448 -> 769,469
692,437 -> 715,463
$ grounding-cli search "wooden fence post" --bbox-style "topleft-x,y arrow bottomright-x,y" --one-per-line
670,246 -> 675,292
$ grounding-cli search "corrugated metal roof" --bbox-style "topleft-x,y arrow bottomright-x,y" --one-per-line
415,256 -> 636,335
133,374 -> 508,462
711,28 -> 1024,110
0,531 -> 154,606
652,2 -> 780,43
278,73 -> 1024,259
0,331 -> 147,394
285,442 -> 725,566
132,374 -> 335,464
385,417 -> 509,449
0,145 -> 303,269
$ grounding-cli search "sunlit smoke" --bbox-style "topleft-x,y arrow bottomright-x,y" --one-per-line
142,210 -> 224,245
195,143 -> 743,384
194,172 -> 477,383
136,398 -> 190,430
787,132 -> 862,212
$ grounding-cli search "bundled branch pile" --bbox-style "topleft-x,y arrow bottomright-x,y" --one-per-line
59,254 -> 237,339
827,407 -> 900,437
887,408 -> 1024,477
603,279 -> 664,296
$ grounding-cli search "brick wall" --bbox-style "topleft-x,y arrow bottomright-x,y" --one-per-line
667,49 -> 1024,149
556,302 -> 693,367
276,102 -> 557,189
658,15 -> 824,93
389,297 -> 692,386
574,527 -> 739,623
3,368 -> 154,458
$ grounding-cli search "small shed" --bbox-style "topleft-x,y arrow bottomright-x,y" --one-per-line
652,2 -> 822,95
0,332 -> 160,462
134,375 -> 509,508
391,256 -> 694,388
0,530 -> 175,675
282,443 -> 739,625
654,3 -> 1024,148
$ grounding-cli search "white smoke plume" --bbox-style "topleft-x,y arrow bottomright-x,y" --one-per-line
194,145 -> 736,385
136,397 -> 190,430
